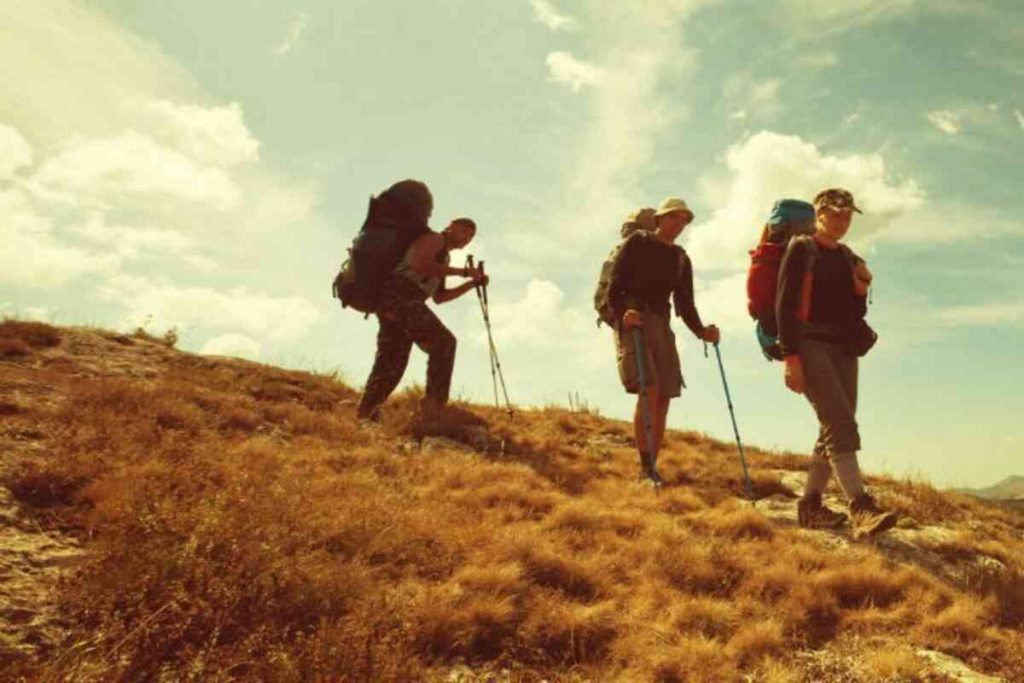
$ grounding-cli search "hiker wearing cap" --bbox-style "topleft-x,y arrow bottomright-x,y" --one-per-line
608,197 -> 720,484
776,188 -> 896,535
355,181 -> 486,422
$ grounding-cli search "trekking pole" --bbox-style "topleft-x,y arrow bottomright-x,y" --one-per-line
467,256 -> 499,408
479,262 -> 514,416
632,326 -> 661,487
467,257 -> 514,417
705,341 -> 754,500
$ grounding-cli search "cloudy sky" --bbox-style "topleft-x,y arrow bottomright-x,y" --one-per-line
3,0 -> 1022,487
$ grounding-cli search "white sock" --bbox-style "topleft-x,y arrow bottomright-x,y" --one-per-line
830,451 -> 865,499
804,457 -> 831,498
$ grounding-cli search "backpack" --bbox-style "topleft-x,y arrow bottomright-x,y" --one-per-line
749,235 -> 862,361
593,208 -> 657,327
332,181 -> 433,314
747,241 -> 787,322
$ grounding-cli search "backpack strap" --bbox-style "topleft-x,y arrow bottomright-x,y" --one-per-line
675,244 -> 688,279
794,237 -> 867,322
792,235 -> 818,323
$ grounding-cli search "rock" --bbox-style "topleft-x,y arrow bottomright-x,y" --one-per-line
917,649 -> 1004,682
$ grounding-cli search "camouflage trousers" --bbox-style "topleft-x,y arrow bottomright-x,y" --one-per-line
357,278 -> 457,419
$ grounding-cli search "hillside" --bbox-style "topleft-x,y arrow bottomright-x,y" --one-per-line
959,476 -> 1024,502
1,320 -> 1022,682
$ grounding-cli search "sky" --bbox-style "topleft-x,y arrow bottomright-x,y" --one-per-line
2,0 -> 1022,488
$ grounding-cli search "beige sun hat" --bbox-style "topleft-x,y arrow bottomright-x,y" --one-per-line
654,197 -> 693,217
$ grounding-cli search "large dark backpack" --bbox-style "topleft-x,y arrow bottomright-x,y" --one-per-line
332,183 -> 432,314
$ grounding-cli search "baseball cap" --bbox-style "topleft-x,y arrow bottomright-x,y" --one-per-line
813,188 -> 862,213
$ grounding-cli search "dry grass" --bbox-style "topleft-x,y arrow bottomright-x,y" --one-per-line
864,646 -> 926,680
0,318 -> 62,357
1,326 -> 1023,681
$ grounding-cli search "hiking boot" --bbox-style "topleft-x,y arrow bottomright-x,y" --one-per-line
849,492 -> 898,537
417,398 -> 449,425
797,494 -> 848,529
356,405 -> 381,423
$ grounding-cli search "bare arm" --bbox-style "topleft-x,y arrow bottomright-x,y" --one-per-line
433,279 -> 479,305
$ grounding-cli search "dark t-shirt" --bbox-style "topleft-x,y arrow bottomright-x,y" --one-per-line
776,237 -> 867,356
810,247 -> 863,325
608,233 -> 705,338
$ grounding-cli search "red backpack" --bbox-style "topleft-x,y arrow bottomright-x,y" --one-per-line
746,242 -> 786,322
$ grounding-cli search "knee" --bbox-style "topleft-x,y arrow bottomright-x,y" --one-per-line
829,423 -> 861,456
436,329 -> 456,359
830,450 -> 858,465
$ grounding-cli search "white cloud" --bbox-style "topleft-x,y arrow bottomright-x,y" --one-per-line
200,333 -> 262,360
779,0 -> 916,33
101,275 -> 323,342
926,102 -> 1008,136
0,1 -> 330,356
528,0 -> 576,31
33,131 -> 241,211
751,80 -> 781,109
0,0 -> 197,147
927,109 -> 962,135
694,272 -> 753,338
0,189 -> 120,288
481,279 -> 607,370
546,52 -> 605,92
0,302 -> 51,322
936,302 -> 1024,327
71,213 -> 193,258
795,52 -> 839,69
1015,110 -> 1024,130
551,0 -> 706,250
685,131 -> 925,271
725,77 -> 782,119
184,254 -> 222,272
0,123 -> 33,179
844,105 -> 864,125
490,279 -> 584,346
129,99 -> 260,167
884,202 -> 1022,243
273,12 -> 310,56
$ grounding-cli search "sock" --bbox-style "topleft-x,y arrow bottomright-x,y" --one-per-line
637,451 -> 649,474
804,456 -> 832,498
830,451 -> 865,499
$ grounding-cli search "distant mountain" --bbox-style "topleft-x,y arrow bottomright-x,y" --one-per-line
958,475 -> 1024,501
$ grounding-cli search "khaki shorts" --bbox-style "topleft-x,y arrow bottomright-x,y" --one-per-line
615,312 -> 684,398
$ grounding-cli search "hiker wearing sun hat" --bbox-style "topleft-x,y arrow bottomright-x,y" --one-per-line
607,196 -> 720,485
776,187 -> 895,536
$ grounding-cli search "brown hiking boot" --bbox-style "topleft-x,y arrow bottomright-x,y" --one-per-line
797,494 -> 848,529
850,492 -> 898,537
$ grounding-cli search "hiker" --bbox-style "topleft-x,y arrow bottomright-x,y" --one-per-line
776,188 -> 896,535
354,180 -> 486,421
607,197 -> 720,484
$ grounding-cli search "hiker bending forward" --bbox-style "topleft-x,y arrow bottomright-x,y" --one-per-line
609,197 -> 720,483
357,210 -> 486,421
777,188 -> 897,535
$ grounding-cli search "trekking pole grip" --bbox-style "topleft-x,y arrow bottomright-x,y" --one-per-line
479,260 -> 489,307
